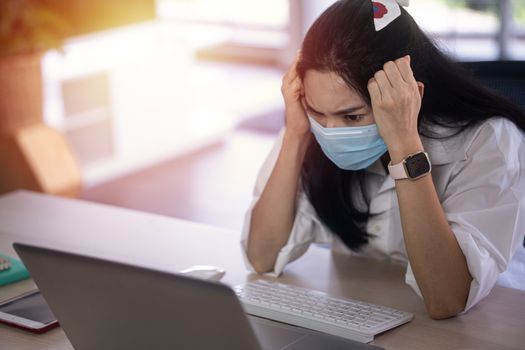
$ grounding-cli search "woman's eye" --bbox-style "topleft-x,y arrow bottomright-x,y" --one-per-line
343,115 -> 363,122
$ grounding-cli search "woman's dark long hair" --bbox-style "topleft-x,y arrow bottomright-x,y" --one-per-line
296,0 -> 525,251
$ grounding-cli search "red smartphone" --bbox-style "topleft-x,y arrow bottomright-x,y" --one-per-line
0,290 -> 59,333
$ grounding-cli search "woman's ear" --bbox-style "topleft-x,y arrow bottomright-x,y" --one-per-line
417,81 -> 425,98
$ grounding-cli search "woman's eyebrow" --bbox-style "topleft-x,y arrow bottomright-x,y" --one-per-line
332,105 -> 367,115
304,98 -> 366,115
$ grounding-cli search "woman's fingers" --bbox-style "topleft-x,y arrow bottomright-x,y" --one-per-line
373,69 -> 391,89
283,50 -> 302,84
395,55 -> 416,85
289,75 -> 302,96
367,56 -> 422,148
367,77 -> 382,103
373,56 -> 418,101
383,60 -> 406,87
282,67 -> 296,85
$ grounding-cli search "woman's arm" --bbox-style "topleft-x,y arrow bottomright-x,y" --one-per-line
391,142 -> 472,319
247,52 -> 311,273
368,56 -> 472,319
247,132 -> 310,273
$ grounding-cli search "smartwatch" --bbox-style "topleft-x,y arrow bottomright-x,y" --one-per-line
388,151 -> 431,180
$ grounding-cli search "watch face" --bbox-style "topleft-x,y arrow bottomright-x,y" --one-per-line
405,152 -> 431,178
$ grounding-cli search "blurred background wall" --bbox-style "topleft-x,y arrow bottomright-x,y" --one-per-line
36,0 -> 525,185
1,0 -> 524,228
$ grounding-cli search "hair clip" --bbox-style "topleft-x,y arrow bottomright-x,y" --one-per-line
372,0 -> 409,32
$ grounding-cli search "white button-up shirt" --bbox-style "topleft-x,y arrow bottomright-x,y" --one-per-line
241,117 -> 525,312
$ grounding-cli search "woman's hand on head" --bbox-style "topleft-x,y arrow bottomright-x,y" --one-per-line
367,55 -> 424,154
281,51 -> 311,138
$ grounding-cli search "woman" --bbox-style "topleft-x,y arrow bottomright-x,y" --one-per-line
241,0 -> 525,319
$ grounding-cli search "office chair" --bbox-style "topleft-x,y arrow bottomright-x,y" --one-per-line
462,61 -> 525,247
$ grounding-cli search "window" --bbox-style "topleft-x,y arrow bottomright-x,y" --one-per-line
157,0 -> 289,30
407,0 -> 525,60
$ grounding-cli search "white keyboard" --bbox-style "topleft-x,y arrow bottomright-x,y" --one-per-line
234,280 -> 413,343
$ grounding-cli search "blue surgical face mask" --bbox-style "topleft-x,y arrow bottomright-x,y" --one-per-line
308,116 -> 388,171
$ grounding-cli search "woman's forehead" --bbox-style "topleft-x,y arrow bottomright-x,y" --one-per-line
303,70 -> 364,110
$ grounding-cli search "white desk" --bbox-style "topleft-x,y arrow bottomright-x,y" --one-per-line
0,190 -> 524,349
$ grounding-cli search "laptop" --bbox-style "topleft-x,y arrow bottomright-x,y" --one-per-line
14,242 -> 383,350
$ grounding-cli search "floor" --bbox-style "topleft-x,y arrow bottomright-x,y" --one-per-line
80,128 -> 278,232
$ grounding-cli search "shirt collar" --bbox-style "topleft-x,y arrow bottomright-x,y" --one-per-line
367,158 -> 388,175
420,124 -> 469,165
